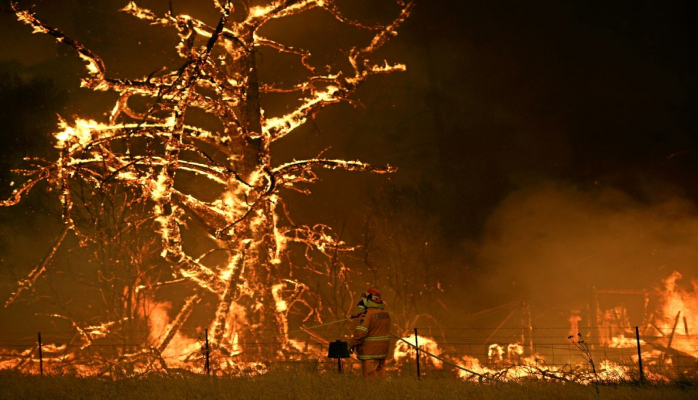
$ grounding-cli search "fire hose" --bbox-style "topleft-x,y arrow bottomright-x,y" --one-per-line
248,318 -> 353,343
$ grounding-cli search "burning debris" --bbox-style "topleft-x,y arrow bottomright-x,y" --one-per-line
390,271 -> 698,383
588,271 -> 698,365
1,0 -> 412,375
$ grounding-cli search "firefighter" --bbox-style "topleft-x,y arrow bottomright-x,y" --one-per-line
348,288 -> 391,379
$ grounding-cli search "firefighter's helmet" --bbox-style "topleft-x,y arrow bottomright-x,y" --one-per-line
364,287 -> 382,303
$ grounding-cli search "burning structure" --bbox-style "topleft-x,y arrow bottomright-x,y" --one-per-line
589,271 -> 698,369
1,0 -> 413,375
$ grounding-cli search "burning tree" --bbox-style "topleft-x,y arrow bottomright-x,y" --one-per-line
2,0 -> 412,373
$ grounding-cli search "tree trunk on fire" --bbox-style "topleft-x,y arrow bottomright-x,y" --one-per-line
3,0 -> 413,372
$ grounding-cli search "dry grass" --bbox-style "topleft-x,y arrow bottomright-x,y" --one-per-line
1,370 -> 696,400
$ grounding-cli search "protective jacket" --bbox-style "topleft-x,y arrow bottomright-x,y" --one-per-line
348,301 -> 391,360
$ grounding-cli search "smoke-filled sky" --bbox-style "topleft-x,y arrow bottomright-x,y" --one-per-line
0,0 -> 697,328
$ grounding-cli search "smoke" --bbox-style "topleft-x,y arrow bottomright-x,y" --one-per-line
475,181 -> 698,311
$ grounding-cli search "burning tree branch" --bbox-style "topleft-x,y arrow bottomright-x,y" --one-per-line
2,0 -> 412,374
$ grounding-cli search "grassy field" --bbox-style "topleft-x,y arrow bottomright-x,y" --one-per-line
1,370 -> 696,400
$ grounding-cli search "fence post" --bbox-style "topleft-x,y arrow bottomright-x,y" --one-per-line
38,332 -> 43,376
635,326 -> 644,383
205,328 -> 210,375
414,328 -> 421,380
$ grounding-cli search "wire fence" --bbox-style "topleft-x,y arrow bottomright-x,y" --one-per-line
0,326 -> 696,380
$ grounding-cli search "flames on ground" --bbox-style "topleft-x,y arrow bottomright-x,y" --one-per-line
390,271 -> 698,383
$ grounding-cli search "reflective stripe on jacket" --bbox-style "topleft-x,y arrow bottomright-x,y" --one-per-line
348,307 -> 391,360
